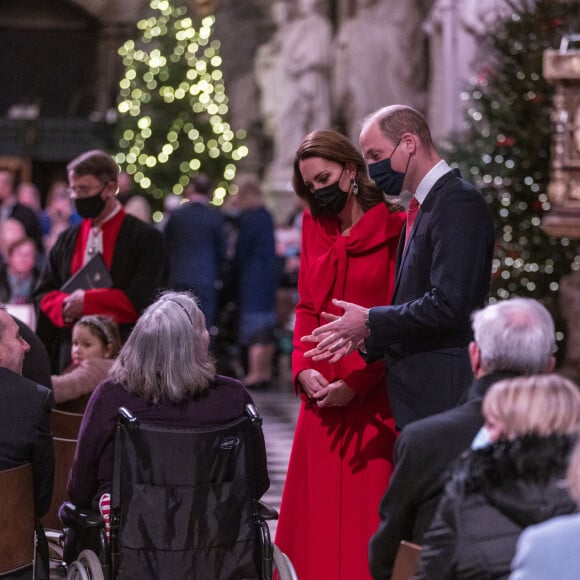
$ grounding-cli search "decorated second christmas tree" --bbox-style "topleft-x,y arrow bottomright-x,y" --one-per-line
449,0 -> 580,352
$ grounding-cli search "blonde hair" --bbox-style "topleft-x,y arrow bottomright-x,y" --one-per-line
483,374 -> 580,439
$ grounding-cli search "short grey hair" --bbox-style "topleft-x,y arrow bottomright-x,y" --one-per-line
109,291 -> 215,403
472,297 -> 555,375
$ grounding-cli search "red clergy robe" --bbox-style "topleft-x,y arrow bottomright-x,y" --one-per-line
40,209 -> 137,327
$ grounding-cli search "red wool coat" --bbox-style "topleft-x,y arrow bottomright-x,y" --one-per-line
275,203 -> 405,580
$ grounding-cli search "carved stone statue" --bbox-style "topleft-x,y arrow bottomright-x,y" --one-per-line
266,0 -> 333,190
423,0 -> 512,142
254,1 -> 291,143
334,0 -> 430,143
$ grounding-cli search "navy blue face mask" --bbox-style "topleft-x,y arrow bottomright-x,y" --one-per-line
368,138 -> 407,197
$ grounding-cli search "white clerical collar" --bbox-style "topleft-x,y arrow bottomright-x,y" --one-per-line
414,160 -> 452,205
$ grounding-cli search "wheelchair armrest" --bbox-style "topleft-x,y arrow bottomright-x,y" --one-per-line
59,501 -> 105,529
256,500 -> 279,521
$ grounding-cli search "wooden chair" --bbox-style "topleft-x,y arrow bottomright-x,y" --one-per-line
0,463 -> 36,576
50,408 -> 84,439
391,540 -> 422,580
42,437 -> 78,532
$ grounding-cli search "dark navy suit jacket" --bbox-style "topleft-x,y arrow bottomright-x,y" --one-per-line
364,171 -> 495,428
0,368 -> 54,517
164,201 -> 225,327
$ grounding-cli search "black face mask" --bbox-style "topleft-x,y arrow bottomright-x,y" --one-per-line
74,188 -> 108,219
311,169 -> 349,216
368,138 -> 407,197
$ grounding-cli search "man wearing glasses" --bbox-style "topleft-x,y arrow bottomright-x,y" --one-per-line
34,150 -> 168,372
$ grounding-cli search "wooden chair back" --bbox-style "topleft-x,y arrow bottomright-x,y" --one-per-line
41,437 -> 78,531
50,409 -> 84,439
391,540 -> 422,580
0,463 -> 36,575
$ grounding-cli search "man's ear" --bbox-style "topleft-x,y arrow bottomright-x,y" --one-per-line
401,132 -> 417,156
469,341 -> 481,376
545,355 -> 556,373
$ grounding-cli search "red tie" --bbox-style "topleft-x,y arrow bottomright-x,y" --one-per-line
405,197 -> 420,247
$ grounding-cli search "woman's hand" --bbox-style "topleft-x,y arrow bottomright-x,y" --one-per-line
297,368 -> 329,399
313,379 -> 356,408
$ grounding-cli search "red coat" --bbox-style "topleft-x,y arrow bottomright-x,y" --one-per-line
275,203 -> 405,580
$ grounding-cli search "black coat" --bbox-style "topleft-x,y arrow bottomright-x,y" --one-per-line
415,434 -> 577,580
0,367 -> 54,516
369,372 -> 515,580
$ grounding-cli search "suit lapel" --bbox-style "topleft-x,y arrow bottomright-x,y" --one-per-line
392,171 -> 458,300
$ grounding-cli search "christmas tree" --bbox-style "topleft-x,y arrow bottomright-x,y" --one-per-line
115,0 -> 248,218
448,0 -> 580,351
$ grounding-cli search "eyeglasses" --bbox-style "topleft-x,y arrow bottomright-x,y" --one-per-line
67,182 -> 110,199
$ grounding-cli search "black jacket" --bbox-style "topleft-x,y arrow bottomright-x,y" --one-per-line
0,367 -> 54,516
369,372 -> 515,580
415,434 -> 577,580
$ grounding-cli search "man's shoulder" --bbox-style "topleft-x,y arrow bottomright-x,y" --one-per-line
0,367 -> 52,401
399,399 -> 482,457
50,222 -> 83,250
121,213 -> 164,241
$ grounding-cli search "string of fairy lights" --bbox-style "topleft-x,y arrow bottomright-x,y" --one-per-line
115,0 -> 248,221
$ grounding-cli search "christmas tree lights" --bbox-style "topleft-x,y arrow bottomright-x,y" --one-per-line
115,0 -> 247,220
448,0 -> 580,353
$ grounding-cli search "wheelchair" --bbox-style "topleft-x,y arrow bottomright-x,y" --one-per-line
60,404 -> 297,579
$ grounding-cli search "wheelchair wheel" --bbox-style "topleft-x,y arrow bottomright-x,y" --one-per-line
273,545 -> 298,580
66,549 -> 104,580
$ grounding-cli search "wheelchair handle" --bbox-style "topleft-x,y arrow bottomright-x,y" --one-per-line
245,403 -> 263,426
117,406 -> 140,429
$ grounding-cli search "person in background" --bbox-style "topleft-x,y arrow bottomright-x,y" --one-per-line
164,173 -> 225,330
0,304 -> 54,579
510,437 -> 580,580
0,237 -> 39,304
52,314 -> 121,410
303,105 -> 495,429
368,297 -> 556,579
0,169 -> 43,255
16,181 -> 42,216
124,194 -> 152,223
275,130 -> 405,580
40,180 -> 82,252
415,374 -> 580,579
34,149 -> 168,373
0,217 -> 26,264
116,171 -> 134,206
233,175 -> 278,389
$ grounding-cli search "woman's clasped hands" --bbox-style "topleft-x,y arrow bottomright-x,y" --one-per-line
298,368 -> 355,408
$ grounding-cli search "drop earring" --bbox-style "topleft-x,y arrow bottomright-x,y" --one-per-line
351,179 -> 359,196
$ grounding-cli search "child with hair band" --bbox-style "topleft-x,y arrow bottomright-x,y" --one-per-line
52,315 -> 121,411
